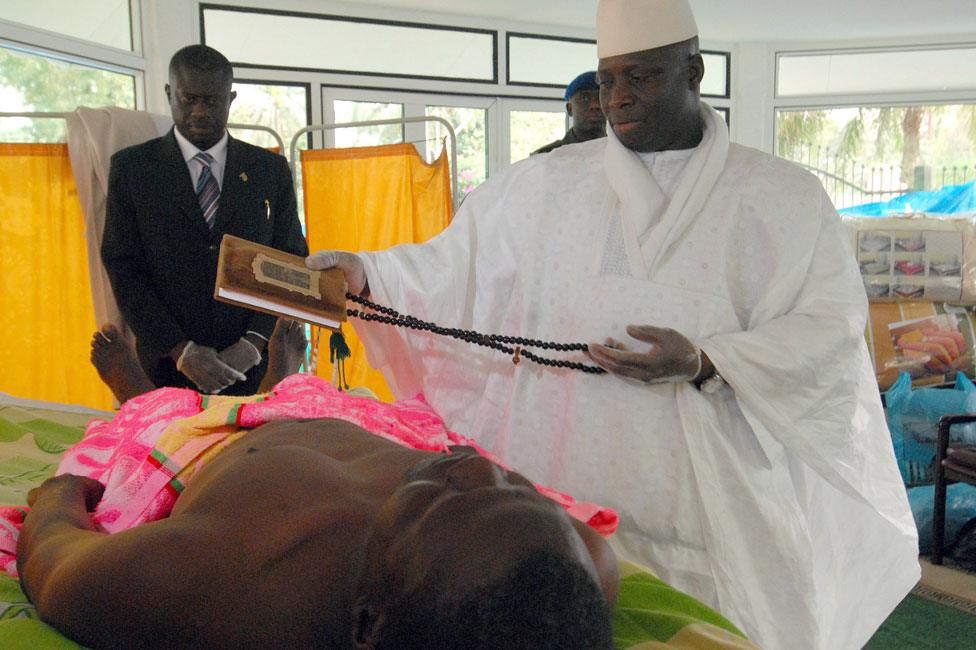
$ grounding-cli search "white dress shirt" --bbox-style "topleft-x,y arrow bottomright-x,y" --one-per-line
173,127 -> 229,190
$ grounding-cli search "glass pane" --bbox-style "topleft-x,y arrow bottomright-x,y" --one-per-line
701,52 -> 729,98
0,46 -> 136,142
777,47 -> 976,97
776,104 -> 976,210
508,35 -> 596,86
509,111 -> 566,164
0,0 -> 132,51
228,82 -> 310,230
426,106 -> 487,196
204,7 -> 494,82
333,101 -> 403,148
229,82 -> 308,151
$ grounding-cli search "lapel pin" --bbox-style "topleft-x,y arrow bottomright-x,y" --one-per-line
240,172 -> 249,182
265,199 -> 271,219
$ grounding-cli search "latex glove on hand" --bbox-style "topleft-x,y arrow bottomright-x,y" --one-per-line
176,341 -> 247,393
218,337 -> 262,375
587,325 -> 701,384
305,250 -> 367,296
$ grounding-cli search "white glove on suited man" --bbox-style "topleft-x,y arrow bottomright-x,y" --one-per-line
305,250 -> 367,296
586,325 -> 702,384
218,337 -> 263,375
176,341 -> 246,393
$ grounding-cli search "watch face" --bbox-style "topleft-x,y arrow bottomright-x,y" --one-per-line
701,374 -> 725,394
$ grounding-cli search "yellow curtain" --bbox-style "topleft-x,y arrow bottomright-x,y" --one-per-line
302,143 -> 453,401
0,143 -> 114,410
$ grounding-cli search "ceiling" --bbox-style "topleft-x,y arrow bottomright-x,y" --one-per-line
343,0 -> 976,43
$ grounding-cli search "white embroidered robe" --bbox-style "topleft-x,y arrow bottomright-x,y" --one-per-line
354,105 -> 919,650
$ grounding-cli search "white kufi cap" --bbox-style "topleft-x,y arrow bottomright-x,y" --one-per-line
597,0 -> 699,59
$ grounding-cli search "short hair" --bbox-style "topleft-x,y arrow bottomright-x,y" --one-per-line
168,44 -> 233,85
374,549 -> 614,649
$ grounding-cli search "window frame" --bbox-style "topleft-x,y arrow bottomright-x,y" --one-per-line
232,77 -> 313,150
200,3 -> 499,85
505,31 -> 597,89
770,40 -> 976,209
0,1 -> 146,113
775,43 -> 976,100
700,50 -> 731,100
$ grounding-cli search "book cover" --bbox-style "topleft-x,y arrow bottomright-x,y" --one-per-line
214,234 -> 347,330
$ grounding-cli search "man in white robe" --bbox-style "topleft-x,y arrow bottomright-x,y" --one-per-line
307,1 -> 919,647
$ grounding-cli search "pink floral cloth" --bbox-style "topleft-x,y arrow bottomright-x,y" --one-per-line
0,374 -> 617,576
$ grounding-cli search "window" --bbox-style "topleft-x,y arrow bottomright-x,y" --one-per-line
509,109 -> 567,164
0,45 -> 136,142
426,105 -> 487,196
507,33 -> 597,87
777,46 -> 976,97
700,51 -> 730,99
776,103 -> 976,209
229,81 -> 309,150
202,5 -> 496,83
0,0 -> 134,51
332,100 -> 404,148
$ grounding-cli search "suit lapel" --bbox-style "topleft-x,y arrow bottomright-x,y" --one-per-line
213,136 -> 246,235
160,129 -> 212,238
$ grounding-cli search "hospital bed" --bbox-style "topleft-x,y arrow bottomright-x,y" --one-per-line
0,108 -> 756,647
0,391 -> 756,649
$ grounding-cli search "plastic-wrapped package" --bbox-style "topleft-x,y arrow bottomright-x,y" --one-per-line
867,301 -> 976,389
843,212 -> 976,304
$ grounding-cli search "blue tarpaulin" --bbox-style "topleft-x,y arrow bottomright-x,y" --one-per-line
839,180 -> 976,216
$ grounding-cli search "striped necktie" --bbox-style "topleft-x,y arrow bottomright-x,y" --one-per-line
194,152 -> 220,229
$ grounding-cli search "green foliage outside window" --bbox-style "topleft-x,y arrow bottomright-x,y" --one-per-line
426,105 -> 487,196
509,110 -> 567,164
0,46 -> 135,142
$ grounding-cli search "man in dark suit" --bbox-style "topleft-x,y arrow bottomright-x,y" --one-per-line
102,45 -> 308,396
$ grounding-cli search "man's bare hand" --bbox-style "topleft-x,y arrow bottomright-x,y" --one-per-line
27,475 -> 105,511
587,325 -> 701,384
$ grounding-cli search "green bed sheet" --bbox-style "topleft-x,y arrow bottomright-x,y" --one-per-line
0,396 -> 755,649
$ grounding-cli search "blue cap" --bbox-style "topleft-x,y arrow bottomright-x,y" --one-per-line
563,71 -> 599,102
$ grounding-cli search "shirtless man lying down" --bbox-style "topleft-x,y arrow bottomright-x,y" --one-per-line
17,393 -> 617,649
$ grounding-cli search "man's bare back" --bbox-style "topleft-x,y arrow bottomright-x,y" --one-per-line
18,419 -> 617,649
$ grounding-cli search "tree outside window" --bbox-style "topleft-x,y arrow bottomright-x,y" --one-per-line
777,104 -> 976,209
426,105 -> 487,196
0,46 -> 135,142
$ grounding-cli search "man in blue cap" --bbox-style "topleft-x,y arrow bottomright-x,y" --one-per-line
532,71 -> 606,155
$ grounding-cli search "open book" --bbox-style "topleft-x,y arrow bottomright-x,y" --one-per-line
214,234 -> 347,330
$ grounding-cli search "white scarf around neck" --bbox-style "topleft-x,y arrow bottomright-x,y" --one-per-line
603,102 -> 729,277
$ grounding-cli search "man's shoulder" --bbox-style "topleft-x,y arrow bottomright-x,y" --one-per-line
726,143 -> 823,192
231,137 -> 287,163
111,134 -> 170,165
531,138 -> 563,155
464,138 -> 603,209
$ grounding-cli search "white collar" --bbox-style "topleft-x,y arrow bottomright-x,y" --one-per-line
173,127 -> 229,164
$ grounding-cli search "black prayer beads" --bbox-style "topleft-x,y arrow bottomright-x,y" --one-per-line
345,293 -> 606,375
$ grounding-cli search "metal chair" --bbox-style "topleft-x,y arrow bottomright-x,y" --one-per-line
931,413 -> 976,564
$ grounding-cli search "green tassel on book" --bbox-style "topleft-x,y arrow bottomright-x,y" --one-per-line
329,329 -> 351,391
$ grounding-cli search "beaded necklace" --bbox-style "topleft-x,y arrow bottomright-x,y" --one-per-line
325,293 -> 605,384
